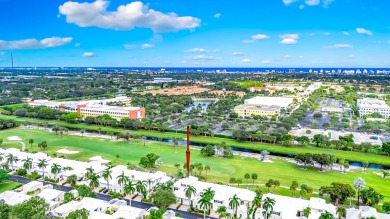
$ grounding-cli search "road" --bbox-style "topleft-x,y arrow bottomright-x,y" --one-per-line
10,176 -> 213,219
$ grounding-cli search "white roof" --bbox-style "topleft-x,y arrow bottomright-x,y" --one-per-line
79,197 -> 110,212
38,188 -> 63,202
22,181 -> 43,190
0,191 -> 31,206
112,206 -> 145,219
53,201 -> 83,215
88,211 -> 116,219
243,96 -> 294,108
357,98 -> 390,109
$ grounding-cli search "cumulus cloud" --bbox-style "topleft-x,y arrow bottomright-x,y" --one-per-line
0,37 -> 72,50
141,43 -> 154,49
74,43 -> 81,47
262,60 -> 271,64
59,0 -> 201,32
232,52 -> 245,56
356,28 -> 373,36
241,58 -> 251,63
323,44 -> 352,49
282,0 -> 333,7
305,0 -> 320,6
243,34 -> 269,43
185,48 -> 209,52
213,13 -> 221,19
83,52 -> 95,57
343,31 -> 350,36
282,0 -> 298,5
124,44 -> 137,49
185,55 -> 217,61
279,34 -> 299,45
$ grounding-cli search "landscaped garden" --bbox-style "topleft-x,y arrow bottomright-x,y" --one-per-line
0,128 -> 389,203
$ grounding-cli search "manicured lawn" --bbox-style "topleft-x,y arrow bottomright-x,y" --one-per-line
0,181 -> 21,193
0,128 -> 389,203
0,114 -> 389,166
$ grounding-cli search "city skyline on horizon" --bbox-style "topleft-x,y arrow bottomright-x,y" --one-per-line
0,0 -> 389,67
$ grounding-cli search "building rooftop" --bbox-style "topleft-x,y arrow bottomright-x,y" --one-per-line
52,201 -> 83,215
234,104 -> 281,111
37,188 -> 63,202
243,96 -> 294,108
357,98 -> 390,109
112,206 -> 145,219
0,191 -> 31,206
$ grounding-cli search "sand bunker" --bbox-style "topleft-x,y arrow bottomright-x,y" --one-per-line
7,136 -> 22,141
89,156 -> 110,164
57,149 -> 79,154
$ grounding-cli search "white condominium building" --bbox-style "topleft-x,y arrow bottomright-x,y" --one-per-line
357,98 -> 390,119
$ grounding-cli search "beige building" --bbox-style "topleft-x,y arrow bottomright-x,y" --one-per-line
234,105 -> 280,117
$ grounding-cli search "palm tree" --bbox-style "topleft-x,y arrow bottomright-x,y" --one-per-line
51,163 -> 62,181
22,157 -> 33,174
262,197 -> 276,219
145,178 -> 153,194
102,168 -> 112,191
184,185 -> 197,206
88,173 -> 100,190
229,194 -> 240,218
85,167 -> 94,180
28,139 -> 34,150
353,177 -> 366,206
320,211 -> 335,219
336,206 -> 346,219
251,194 -> 262,219
38,159 -> 48,181
6,154 -> 15,171
136,180 -> 147,198
124,181 -> 136,206
303,207 -> 311,218
216,206 -> 227,219
198,194 -> 212,219
117,171 -> 129,195
203,187 -> 215,200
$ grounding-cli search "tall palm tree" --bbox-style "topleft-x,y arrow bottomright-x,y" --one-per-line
184,185 -> 197,206
251,194 -> 262,219
336,206 -> 346,219
216,206 -> 227,219
145,178 -> 153,194
22,157 -> 33,174
229,194 -> 240,218
38,159 -> 48,181
136,180 -> 147,198
88,173 -> 100,190
319,211 -> 335,219
116,171 -> 129,195
203,187 -> 215,200
6,154 -> 15,171
262,197 -> 276,219
198,194 -> 212,219
124,181 -> 136,206
51,163 -> 62,181
102,168 -> 112,191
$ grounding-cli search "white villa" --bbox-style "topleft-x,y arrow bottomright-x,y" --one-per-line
173,176 -> 256,218
347,206 -> 390,219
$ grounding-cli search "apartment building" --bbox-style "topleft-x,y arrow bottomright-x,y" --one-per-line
357,98 -> 390,119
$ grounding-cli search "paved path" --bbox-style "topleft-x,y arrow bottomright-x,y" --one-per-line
10,176 -> 214,219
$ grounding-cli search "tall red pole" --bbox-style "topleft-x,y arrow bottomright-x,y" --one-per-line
186,126 -> 191,177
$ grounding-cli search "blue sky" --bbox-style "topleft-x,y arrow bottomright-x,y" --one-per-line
0,0 -> 389,67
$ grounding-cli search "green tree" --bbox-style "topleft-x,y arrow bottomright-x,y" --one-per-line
201,145 -> 215,157
229,194 -> 240,218
382,202 -> 390,212
66,208 -> 89,219
6,154 -> 15,170
313,134 -> 326,147
265,179 -> 275,192
150,190 -> 177,208
382,142 -> 390,155
262,197 -> 276,219
303,207 -> 311,218
320,211 -> 335,219
117,171 -> 129,195
139,153 -> 160,168
290,180 -> 299,197
66,174 -> 77,187
88,173 -> 100,190
184,185 -> 197,206
76,185 -> 96,198
251,173 -> 258,185
216,206 -> 227,219
362,162 -> 369,173
0,203 -> 11,219
102,168 -> 112,191
0,170 -> 10,183
251,194 -> 262,219
51,163 -> 61,181
319,182 -> 356,205
37,158 -> 48,181
28,139 -> 34,150
38,141 -> 48,150
198,194 -> 212,219
336,206 -> 346,219
353,177 -> 366,206
124,181 -> 136,206
64,192 -> 74,203
244,173 -> 251,184
11,197 -> 48,219
360,187 -> 384,206
22,157 -> 33,174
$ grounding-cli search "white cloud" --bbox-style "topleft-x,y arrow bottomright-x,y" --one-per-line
298,56 -> 304,58
74,43 -> 81,47
124,44 -> 137,49
356,28 -> 373,36
343,31 -> 350,36
232,52 -> 245,56
59,0 -> 201,32
141,43 -> 154,49
185,55 -> 217,61
283,55 -> 290,58
241,58 -> 251,63
305,0 -> 320,6
0,37 -> 72,50
82,52 -> 95,57
185,48 -> 209,52
282,0 -> 333,7
243,34 -> 269,43
262,60 -> 271,64
299,4 -> 305,9
387,40 -> 390,44
279,34 -> 299,45
214,13 -> 221,19
282,0 -> 298,5
323,32 -> 330,36
323,44 -> 352,49
347,54 -> 354,59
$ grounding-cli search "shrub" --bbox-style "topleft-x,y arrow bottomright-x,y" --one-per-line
108,191 -> 121,199
15,169 -> 27,177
